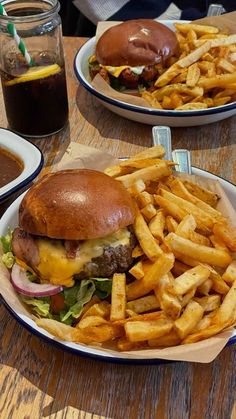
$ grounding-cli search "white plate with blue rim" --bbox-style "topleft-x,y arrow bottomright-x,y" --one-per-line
74,20 -> 236,127
0,128 -> 44,204
0,167 -> 235,364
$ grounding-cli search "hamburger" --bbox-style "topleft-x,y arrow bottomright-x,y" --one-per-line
2,170 -> 136,323
89,19 -> 179,90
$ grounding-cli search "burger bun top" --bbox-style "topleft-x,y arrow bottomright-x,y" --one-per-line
19,169 -> 136,240
96,19 -> 179,67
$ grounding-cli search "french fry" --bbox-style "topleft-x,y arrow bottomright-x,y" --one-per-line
36,318 -> 91,343
148,210 -> 165,241
110,273 -> 126,321
141,203 -> 157,221
134,211 -> 163,260
165,215 -> 179,232
81,301 -> 110,320
126,295 -> 160,314
210,34 -> 236,48
182,321 -> 234,344
155,274 -> 182,319
154,63 -> 182,87
117,162 -> 172,188
132,244 -> 144,258
78,316 -> 107,329
148,330 -> 181,347
205,266 -> 230,294
173,249 -> 201,268
155,195 -> 188,222
159,189 -> 214,233
175,23 -> 219,35
174,301 -> 204,340
126,253 -> 174,301
213,96 -> 231,107
186,63 -> 201,87
121,158 -> 171,169
167,177 -> 225,222
210,234 -> 228,251
189,231 -> 211,246
172,260 -> 190,276
129,260 -> 144,280
170,91 -> 184,108
169,265 -> 210,296
222,261 -> 236,284
193,310 -> 217,332
153,84 -> 204,101
178,41 -> 212,68
217,58 -> 236,73
194,295 -> 221,312
117,338 -> 147,351
36,318 -> 123,343
80,295 -> 101,318
182,179 -> 219,207
181,288 -> 197,308
213,223 -> 236,252
125,318 -> 173,342
176,103 -> 207,110
104,165 -> 132,177
165,233 -> 232,268
128,179 -> 146,195
126,309 -> 137,317
175,214 -> 197,238
212,280 -> 236,325
129,145 -> 165,160
197,278 -> 213,296
198,72 -> 236,89
141,90 -> 162,108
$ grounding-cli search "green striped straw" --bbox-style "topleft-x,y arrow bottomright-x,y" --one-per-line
0,2 -> 34,66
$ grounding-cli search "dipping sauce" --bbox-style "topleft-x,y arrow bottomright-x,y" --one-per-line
0,147 -> 23,187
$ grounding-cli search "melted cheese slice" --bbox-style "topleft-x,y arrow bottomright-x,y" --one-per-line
36,228 -> 130,287
102,65 -> 145,78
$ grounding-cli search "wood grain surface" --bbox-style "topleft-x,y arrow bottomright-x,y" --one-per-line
0,37 -> 236,419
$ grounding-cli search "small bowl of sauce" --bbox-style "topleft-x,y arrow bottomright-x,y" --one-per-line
0,128 -> 44,204
0,147 -> 24,188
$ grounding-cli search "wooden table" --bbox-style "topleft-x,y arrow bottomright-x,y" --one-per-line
0,37 -> 236,419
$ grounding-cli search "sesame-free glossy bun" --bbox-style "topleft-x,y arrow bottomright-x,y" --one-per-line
96,19 -> 179,67
19,169 -> 136,240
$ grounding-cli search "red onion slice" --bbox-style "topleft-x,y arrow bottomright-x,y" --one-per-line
11,263 -> 63,297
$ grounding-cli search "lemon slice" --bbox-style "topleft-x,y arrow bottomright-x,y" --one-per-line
4,64 -> 61,86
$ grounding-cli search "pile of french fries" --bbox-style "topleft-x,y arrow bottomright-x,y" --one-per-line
142,22 -> 236,110
37,144 -> 236,352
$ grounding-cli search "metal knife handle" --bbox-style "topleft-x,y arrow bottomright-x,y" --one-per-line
207,4 -> 225,16
152,126 -> 172,160
172,149 -> 192,174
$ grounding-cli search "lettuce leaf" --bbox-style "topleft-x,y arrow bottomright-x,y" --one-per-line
0,229 -> 13,253
92,278 -> 112,299
61,279 -> 96,322
2,252 -> 15,269
21,296 -> 51,317
0,230 -> 15,268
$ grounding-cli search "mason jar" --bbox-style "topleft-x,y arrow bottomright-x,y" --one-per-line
0,0 -> 69,137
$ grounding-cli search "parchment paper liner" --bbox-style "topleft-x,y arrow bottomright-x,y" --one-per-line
0,142 -> 236,363
91,12 -> 236,109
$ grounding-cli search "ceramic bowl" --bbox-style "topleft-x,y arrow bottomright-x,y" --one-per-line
0,128 -> 43,204
74,20 -> 236,127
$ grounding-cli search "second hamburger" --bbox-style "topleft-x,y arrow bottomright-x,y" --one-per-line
89,19 -> 179,89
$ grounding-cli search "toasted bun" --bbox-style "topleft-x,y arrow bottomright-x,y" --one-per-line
19,169 -> 136,240
96,19 -> 179,67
